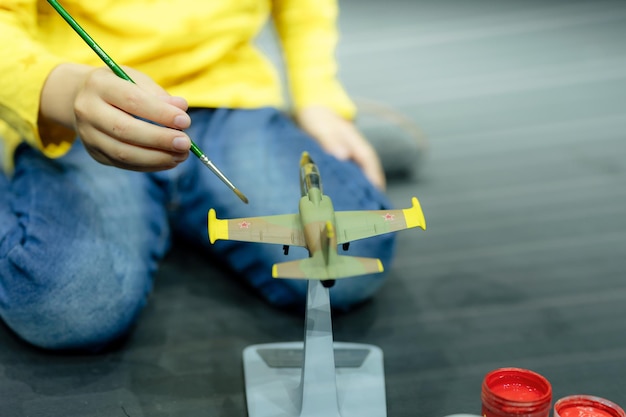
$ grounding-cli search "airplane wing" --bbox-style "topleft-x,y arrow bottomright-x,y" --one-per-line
334,197 -> 426,244
208,209 -> 306,247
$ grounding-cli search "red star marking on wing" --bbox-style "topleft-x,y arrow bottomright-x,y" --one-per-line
382,213 -> 395,221
239,220 -> 251,229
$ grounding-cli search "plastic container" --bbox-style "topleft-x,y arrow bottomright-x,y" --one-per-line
481,367 -> 552,417
554,395 -> 626,417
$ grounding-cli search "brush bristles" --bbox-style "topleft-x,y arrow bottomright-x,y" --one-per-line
234,189 -> 249,204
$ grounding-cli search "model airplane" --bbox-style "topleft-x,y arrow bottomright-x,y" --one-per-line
208,152 -> 426,283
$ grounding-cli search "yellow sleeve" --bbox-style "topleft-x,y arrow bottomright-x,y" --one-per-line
272,0 -> 356,119
0,1 -> 74,159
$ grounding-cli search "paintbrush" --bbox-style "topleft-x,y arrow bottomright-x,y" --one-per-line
46,0 -> 249,204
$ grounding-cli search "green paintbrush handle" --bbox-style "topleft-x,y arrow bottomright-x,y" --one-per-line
47,0 -> 131,82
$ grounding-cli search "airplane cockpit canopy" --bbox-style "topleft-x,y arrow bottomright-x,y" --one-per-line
301,164 -> 323,195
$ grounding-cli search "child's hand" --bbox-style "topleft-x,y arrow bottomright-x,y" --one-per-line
41,64 -> 192,171
73,66 -> 191,171
295,105 -> 386,190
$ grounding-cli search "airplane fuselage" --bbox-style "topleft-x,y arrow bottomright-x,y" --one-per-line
299,154 -> 338,262
299,192 -> 335,256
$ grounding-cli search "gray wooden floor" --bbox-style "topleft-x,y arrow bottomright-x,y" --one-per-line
2,0 -> 626,416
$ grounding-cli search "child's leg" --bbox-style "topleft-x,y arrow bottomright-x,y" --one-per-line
0,144 -> 170,350
171,108 -> 397,311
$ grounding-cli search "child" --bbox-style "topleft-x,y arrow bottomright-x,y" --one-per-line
0,0 -> 395,350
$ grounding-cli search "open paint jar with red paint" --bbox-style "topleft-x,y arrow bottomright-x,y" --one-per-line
481,368 -> 552,417
554,395 -> 626,417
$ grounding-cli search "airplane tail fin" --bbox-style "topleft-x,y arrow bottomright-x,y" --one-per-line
272,254 -> 384,280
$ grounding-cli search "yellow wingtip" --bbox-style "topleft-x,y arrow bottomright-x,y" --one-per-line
272,264 -> 279,279
208,209 -> 229,244
377,259 -> 384,273
403,197 -> 427,230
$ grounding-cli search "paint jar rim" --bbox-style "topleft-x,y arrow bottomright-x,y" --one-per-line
482,367 -> 552,416
554,395 -> 626,417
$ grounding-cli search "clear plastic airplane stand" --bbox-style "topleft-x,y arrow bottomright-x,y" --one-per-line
243,280 -> 387,417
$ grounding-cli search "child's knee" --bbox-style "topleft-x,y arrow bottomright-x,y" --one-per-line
1,271 -> 148,350
1,243 -> 151,350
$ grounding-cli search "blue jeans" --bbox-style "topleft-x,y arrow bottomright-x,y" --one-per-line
0,108 -> 396,350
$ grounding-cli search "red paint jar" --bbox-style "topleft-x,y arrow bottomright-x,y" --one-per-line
481,368 -> 552,417
554,395 -> 626,417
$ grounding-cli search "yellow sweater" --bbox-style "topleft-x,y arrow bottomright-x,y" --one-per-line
0,0 -> 355,171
